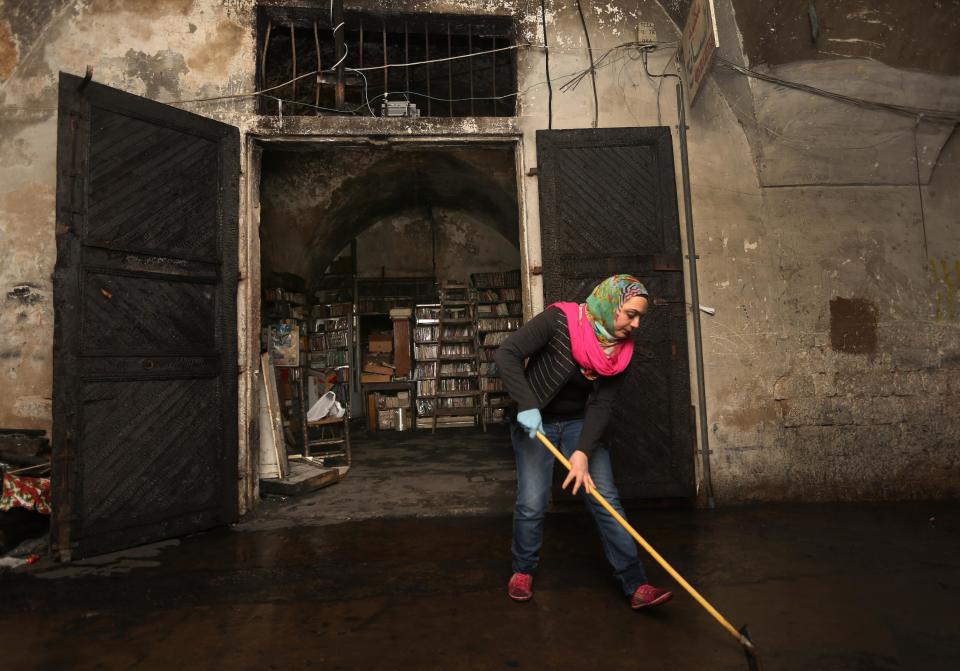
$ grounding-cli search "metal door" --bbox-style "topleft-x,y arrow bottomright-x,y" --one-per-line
536,128 -> 694,498
52,73 -> 240,560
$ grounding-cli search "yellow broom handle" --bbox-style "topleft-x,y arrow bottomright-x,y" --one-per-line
535,431 -> 753,649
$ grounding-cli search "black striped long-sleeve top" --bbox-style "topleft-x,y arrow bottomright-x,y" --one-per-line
494,306 -> 627,458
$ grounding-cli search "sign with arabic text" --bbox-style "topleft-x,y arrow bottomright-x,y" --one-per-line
680,0 -> 719,104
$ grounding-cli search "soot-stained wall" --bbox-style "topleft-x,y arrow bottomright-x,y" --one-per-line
258,144 -> 519,287
353,210 -> 520,282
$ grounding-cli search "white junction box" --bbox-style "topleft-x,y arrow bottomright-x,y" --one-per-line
636,21 -> 657,43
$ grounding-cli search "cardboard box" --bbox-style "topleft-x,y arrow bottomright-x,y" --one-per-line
363,362 -> 394,376
377,409 -> 396,430
378,394 -> 409,409
361,373 -> 391,383
368,330 -> 393,353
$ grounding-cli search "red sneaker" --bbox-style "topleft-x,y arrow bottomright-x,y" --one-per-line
507,572 -> 534,601
630,583 -> 673,610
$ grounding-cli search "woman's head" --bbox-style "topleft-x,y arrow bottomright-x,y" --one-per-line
585,275 -> 650,342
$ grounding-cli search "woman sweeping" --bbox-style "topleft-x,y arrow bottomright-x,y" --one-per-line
494,274 -> 673,609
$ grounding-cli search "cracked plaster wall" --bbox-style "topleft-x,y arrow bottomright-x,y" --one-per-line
0,0 -> 958,502
0,0 -> 261,509
699,0 -> 960,501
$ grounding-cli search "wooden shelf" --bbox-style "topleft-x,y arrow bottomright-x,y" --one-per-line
307,438 -> 347,446
437,390 -> 482,398
433,407 -> 481,416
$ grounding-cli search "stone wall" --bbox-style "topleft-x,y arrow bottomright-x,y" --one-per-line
257,143 -> 519,286
353,210 -> 520,281
697,2 -> 960,500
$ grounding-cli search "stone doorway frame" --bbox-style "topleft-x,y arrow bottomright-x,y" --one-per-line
235,119 -> 533,514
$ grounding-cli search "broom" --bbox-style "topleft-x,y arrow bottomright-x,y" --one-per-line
535,431 -> 763,671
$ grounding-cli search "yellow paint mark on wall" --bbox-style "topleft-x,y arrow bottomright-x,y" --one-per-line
930,257 -> 960,321
186,20 -> 246,74
0,20 -> 18,81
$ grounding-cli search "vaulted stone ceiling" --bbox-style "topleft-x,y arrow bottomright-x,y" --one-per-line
665,0 -> 960,75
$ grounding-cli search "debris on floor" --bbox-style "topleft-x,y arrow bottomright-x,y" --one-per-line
1,471 -> 52,515
259,461 -> 343,497
1,429 -> 52,559
0,556 -> 29,570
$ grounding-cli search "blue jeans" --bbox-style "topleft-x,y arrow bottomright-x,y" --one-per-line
510,418 -> 648,596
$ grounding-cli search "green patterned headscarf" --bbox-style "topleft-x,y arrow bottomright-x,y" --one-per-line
584,274 -> 649,345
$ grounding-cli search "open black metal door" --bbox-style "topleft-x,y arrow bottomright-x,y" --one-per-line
52,73 -> 240,560
536,128 -> 694,498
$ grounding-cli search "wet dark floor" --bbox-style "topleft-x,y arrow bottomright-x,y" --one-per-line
2,503 -> 959,670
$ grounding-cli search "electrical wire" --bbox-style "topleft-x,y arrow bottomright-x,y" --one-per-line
168,68 -> 325,105
346,67 -> 375,116
557,41 -> 668,94
540,0 -> 553,129
167,44 -> 521,106
638,46 -> 680,126
167,42 -> 633,112
349,44 -> 519,72
573,0 -> 599,128
250,54 -> 636,119
717,56 -> 960,124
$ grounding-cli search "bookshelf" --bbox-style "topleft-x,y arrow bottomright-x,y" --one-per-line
471,271 -> 523,425
432,283 -> 482,432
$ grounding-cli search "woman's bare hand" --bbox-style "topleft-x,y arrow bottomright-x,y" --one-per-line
562,450 -> 596,495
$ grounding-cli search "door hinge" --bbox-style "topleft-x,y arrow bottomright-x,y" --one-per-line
78,65 -> 94,92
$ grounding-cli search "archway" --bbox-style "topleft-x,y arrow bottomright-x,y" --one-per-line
256,140 -> 523,513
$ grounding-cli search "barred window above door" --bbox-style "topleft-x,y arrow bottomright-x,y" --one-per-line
256,5 -> 517,117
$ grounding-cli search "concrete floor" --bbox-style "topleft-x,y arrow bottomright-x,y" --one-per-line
247,424 -> 519,530
1,426 -> 959,670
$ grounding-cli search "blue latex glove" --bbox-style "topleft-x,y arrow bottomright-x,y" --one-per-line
516,408 -> 544,439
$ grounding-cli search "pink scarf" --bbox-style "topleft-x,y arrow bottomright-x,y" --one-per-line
551,302 -> 634,377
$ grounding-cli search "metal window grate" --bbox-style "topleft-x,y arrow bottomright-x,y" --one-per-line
256,6 -> 517,117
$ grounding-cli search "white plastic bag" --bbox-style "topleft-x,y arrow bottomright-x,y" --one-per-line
307,390 -> 345,421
